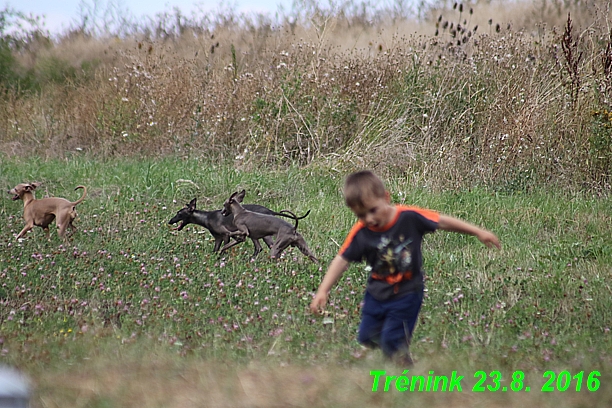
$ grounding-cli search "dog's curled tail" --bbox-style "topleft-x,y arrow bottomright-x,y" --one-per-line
72,185 -> 87,205
279,209 -> 311,230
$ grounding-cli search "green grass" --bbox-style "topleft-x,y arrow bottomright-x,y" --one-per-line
1,156 -> 611,407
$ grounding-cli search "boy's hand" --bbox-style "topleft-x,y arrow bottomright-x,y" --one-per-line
310,292 -> 328,314
476,230 -> 501,249
309,255 -> 349,314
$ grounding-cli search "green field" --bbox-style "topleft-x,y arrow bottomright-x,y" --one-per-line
1,156 -> 611,407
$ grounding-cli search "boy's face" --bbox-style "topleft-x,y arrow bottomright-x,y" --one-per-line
349,192 -> 395,230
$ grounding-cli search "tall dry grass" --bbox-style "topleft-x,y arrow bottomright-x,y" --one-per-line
1,0 -> 611,192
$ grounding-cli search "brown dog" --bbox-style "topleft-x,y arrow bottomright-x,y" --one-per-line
8,182 -> 87,240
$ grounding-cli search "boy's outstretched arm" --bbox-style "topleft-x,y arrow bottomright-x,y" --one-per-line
310,255 -> 350,314
438,215 -> 501,249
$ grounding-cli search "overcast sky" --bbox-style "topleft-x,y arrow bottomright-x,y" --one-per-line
7,0 -> 292,34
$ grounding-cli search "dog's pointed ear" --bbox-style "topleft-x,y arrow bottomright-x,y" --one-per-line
188,198 -> 197,211
24,183 -> 40,191
236,189 -> 246,203
31,182 -> 41,189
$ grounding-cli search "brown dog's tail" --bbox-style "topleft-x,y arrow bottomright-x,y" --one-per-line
278,209 -> 311,230
72,185 -> 87,206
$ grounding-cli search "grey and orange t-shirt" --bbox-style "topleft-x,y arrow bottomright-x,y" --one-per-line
339,205 -> 439,301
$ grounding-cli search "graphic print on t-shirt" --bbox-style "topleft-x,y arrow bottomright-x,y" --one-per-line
367,234 -> 413,278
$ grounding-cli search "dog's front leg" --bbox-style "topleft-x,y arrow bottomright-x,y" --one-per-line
213,237 -> 225,252
16,225 -> 33,239
228,227 -> 249,238
219,239 -> 243,254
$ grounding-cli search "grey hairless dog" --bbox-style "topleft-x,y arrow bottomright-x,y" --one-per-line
168,197 -> 278,253
220,190 -> 318,262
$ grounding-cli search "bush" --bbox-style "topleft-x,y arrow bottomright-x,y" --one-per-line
1,2 -> 612,193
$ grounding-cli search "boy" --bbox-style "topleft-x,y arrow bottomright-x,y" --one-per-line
310,170 -> 501,365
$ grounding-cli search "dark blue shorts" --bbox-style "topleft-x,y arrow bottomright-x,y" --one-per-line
357,287 -> 424,358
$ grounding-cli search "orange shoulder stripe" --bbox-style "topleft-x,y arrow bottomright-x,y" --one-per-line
338,221 -> 366,255
397,205 -> 440,223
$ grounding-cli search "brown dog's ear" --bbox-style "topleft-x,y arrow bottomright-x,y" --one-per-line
31,182 -> 42,189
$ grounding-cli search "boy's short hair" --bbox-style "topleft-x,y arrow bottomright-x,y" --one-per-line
343,170 -> 387,208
